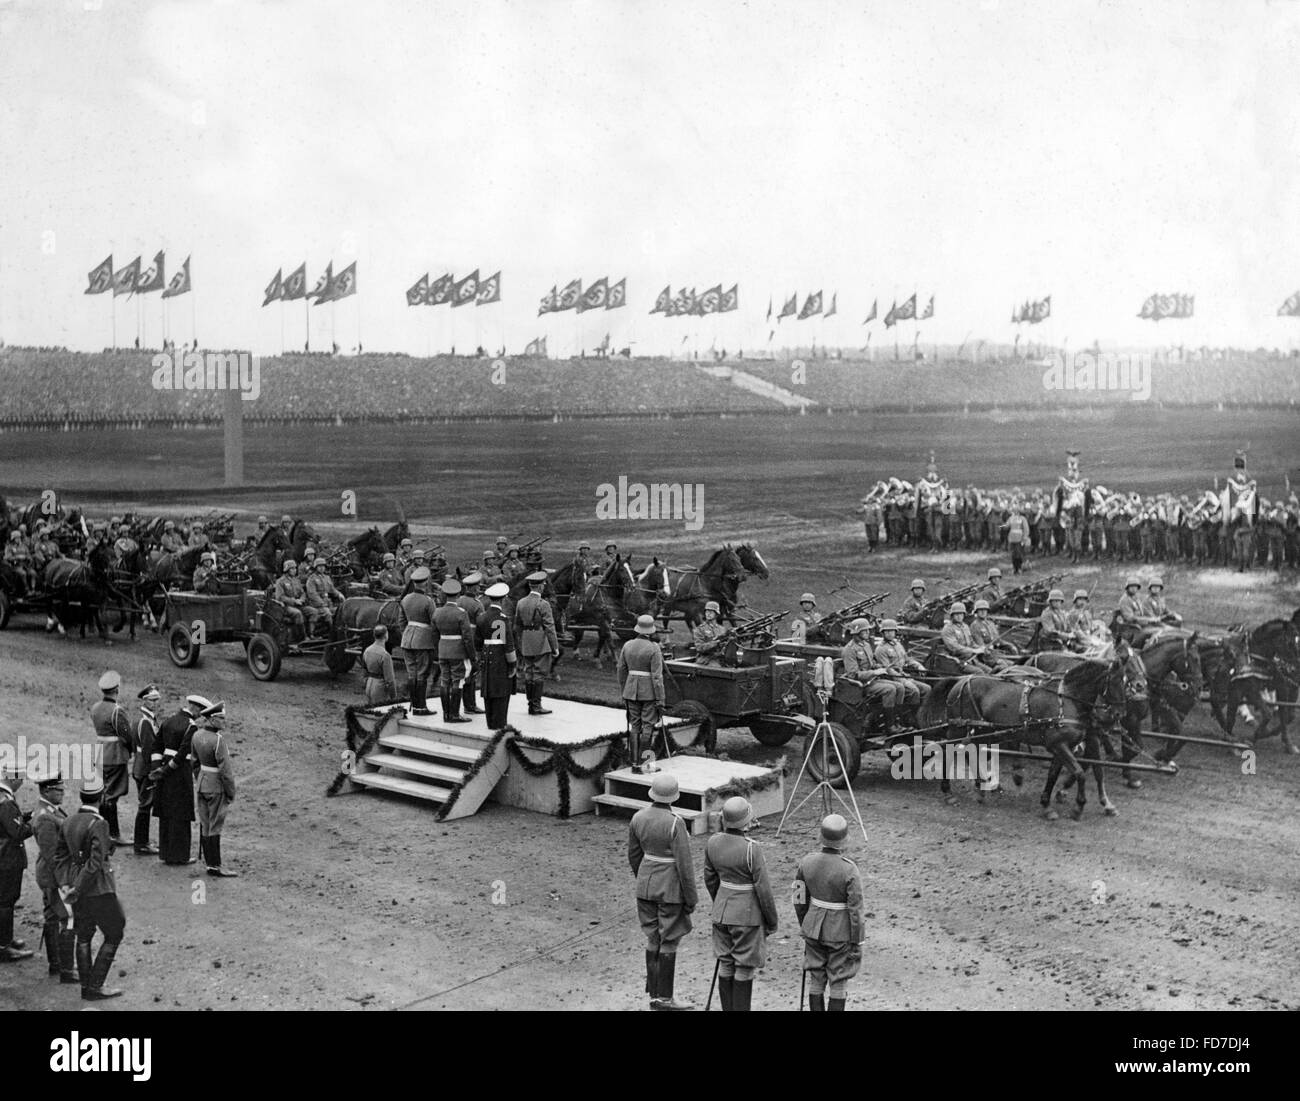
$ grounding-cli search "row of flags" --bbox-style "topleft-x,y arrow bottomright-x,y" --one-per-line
650,284 -> 739,317
1012,296 -> 1052,324
263,262 -> 357,306
1137,293 -> 1194,320
406,269 -> 501,308
85,253 -> 191,299
766,292 -> 935,327
538,277 -> 628,315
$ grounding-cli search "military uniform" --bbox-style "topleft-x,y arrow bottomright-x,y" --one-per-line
131,702 -> 160,853
840,636 -> 901,712
476,599 -> 517,729
1066,604 -> 1097,650
90,690 -> 132,841
1005,511 -> 1029,572
456,583 -> 486,715
1037,604 -> 1072,649
703,826 -> 778,1010
515,582 -> 560,715
618,631 -> 665,767
790,607 -> 823,641
628,800 -> 697,999
362,638 -> 397,706
940,617 -> 990,673
398,584 -> 440,714
305,569 -> 342,635
898,593 -> 928,625
191,721 -> 237,874
152,706 -> 198,864
272,570 -> 308,640
32,792 -> 76,980
55,797 -> 126,998
873,636 -> 928,710
159,527 -> 184,554
691,619 -> 730,665
0,778 -> 33,959
190,562 -> 219,594
968,616 -> 1012,668
433,593 -> 476,722
1116,589 -> 1149,632
374,563 -> 405,597
794,844 -> 863,1009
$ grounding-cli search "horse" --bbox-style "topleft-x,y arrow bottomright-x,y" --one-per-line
240,525 -> 293,589
381,520 -> 410,555
1202,616 -> 1300,755
603,554 -> 657,624
550,558 -> 619,664
345,527 -> 389,580
42,541 -> 114,640
288,520 -> 320,566
1106,624 -> 1204,769
646,543 -> 769,631
327,595 -> 404,676
917,657 -> 1128,819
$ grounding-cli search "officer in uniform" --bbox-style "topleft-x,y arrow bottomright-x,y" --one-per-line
152,695 -> 204,865
306,558 -> 343,636
618,614 -> 665,770
191,701 -> 238,877
191,550 -> 219,594
793,814 -> 863,1011
272,559 -> 308,642
30,765 -> 77,982
1142,577 -> 1182,628
362,625 -> 398,707
790,593 -> 822,641
476,582 -> 518,729
515,571 -> 560,716
978,567 -> 1003,609
131,684 -> 161,855
873,619 -> 929,716
968,600 -> 1013,669
1037,589 -> 1072,650
55,773 -> 125,1000
628,773 -> 697,1011
0,764 -> 34,962
433,578 -> 476,723
704,796 -> 778,1012
398,567 -> 439,716
692,601 -> 732,665
1066,590 -> 1097,650
841,618 -> 902,732
940,602 -> 993,673
898,579 -> 928,624
374,552 -> 405,597
90,670 -> 132,845
457,572 -> 487,715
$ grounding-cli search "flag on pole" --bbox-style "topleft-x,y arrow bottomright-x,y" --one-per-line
112,256 -> 140,297
824,292 -> 837,319
777,293 -> 797,321
606,278 -> 626,309
766,296 -> 772,322
308,263 -> 333,304
1030,295 -> 1051,323
320,261 -> 356,303
280,263 -> 307,301
720,284 -> 739,312
798,291 -> 822,320
85,255 -> 114,295
920,295 -> 934,320
538,285 -> 558,315
698,285 -> 723,314
524,335 -> 548,356
162,256 -> 191,299
894,293 -> 917,321
863,298 -> 877,324
476,270 -> 501,305
263,269 -> 284,307
578,277 -> 609,312
1279,291 -> 1300,317
451,269 -> 479,307
135,251 -> 165,294
884,301 -> 898,328
650,285 -> 671,314
427,273 -> 453,306
556,278 -> 582,311
406,273 -> 429,306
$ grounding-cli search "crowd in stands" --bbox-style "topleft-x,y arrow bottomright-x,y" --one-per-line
0,345 -> 1297,429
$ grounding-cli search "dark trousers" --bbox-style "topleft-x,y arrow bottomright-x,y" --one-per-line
0,866 -> 22,945
157,818 -> 191,864
133,776 -> 154,848
406,649 -> 434,709
74,893 -> 126,945
485,693 -> 510,729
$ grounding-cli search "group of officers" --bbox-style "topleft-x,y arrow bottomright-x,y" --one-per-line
629,782 -> 863,1012
0,671 -> 237,1003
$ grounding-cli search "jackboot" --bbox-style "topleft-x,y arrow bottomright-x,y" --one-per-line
718,976 -> 734,1012
527,684 -> 552,716
82,940 -> 123,1000
462,682 -> 484,715
651,953 -> 694,1011
808,992 -> 826,1011
828,996 -> 846,1011
882,707 -> 897,736
644,950 -> 658,999
44,920 -> 61,974
731,978 -> 753,1011
443,690 -> 470,723
76,940 -> 93,991
103,802 -> 123,844
408,677 -> 430,716
133,806 -> 156,854
58,929 -> 78,983
206,835 -> 238,877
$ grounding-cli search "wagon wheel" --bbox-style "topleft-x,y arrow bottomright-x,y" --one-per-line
167,621 -> 201,668
802,722 -> 861,787
749,713 -> 812,747
323,638 -> 356,676
247,632 -> 283,681
0,589 -> 10,630
664,700 -> 715,754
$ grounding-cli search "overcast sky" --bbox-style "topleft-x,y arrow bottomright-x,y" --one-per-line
2,0 -> 1298,356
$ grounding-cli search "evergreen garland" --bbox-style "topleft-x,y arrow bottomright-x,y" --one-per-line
433,725 -> 514,821
505,730 -> 626,818
702,755 -> 787,804
325,703 -> 406,795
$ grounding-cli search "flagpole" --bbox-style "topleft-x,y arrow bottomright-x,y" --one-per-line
191,283 -> 197,349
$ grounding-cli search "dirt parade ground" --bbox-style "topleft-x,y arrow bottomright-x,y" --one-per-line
1,414 -> 1297,1013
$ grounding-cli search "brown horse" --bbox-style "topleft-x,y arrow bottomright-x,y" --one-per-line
642,543 -> 769,631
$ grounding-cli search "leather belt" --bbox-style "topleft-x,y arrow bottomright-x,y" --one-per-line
96,736 -> 120,743
627,670 -> 651,676
642,854 -> 675,864
720,880 -> 753,892
405,621 -> 431,628
811,898 -> 847,911
199,765 -> 220,774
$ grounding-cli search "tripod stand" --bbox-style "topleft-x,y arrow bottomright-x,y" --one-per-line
776,659 -> 867,841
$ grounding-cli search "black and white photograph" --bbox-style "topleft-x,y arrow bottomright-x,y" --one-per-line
0,0 -> 1294,1059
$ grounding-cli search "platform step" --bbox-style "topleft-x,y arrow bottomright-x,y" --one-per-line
363,751 -> 467,785
591,793 -> 704,832
348,771 -> 455,803
377,732 -> 481,764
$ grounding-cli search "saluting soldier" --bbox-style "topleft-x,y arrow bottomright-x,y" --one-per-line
476,582 -> 518,729
130,684 -> 161,855
272,559 -> 308,643
898,579 -> 928,625
628,773 -> 697,1011
940,602 -> 992,673
90,670 -> 132,845
873,619 -> 930,717
457,572 -> 487,715
374,552 -> 406,597
841,618 -> 902,732
0,763 -> 34,962
692,601 -> 732,665
55,774 -> 125,1000
1037,589 -> 1073,650
30,765 -> 77,982
618,614 -> 665,771
703,796 -> 778,1012
515,571 -> 560,716
398,567 -> 439,716
793,814 -> 863,1011
191,702 -> 238,877
362,625 -> 398,707
433,578 -> 475,723
152,695 -> 205,865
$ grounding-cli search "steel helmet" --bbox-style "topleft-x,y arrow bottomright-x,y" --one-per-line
819,813 -> 848,847
949,601 -> 966,615
382,552 -> 395,563
1125,575 -> 1141,588
1048,589 -> 1065,602
704,600 -> 721,614
650,774 -> 680,804
282,559 -> 297,572
1073,589 -> 1089,601
578,540 -> 591,550
972,599 -> 990,612
848,617 -> 871,635
911,579 -> 926,590
880,619 -> 899,632
987,567 -> 1002,579
201,551 -> 216,563
1148,577 -> 1164,589
721,796 -> 753,829
303,544 -> 316,556
800,593 -> 817,606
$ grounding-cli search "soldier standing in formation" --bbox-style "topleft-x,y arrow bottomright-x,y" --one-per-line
793,814 -> 864,1011
477,582 -> 517,729
362,625 -> 398,706
515,571 -> 560,716
433,578 -> 475,723
618,614 -> 665,771
456,572 -> 487,715
191,701 -> 238,877
55,773 -> 125,1000
130,684 -> 161,855
1004,502 -> 1029,574
90,670 -> 132,845
30,765 -> 77,982
692,600 -> 732,665
628,773 -> 697,1011
703,796 -> 778,1012
398,566 -> 438,716
0,764 -> 34,962
153,695 -> 205,865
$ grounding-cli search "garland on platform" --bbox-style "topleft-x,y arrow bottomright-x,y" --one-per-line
325,703 -> 407,796
506,730 -> 626,818
434,725 -> 514,821
702,755 -> 787,805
